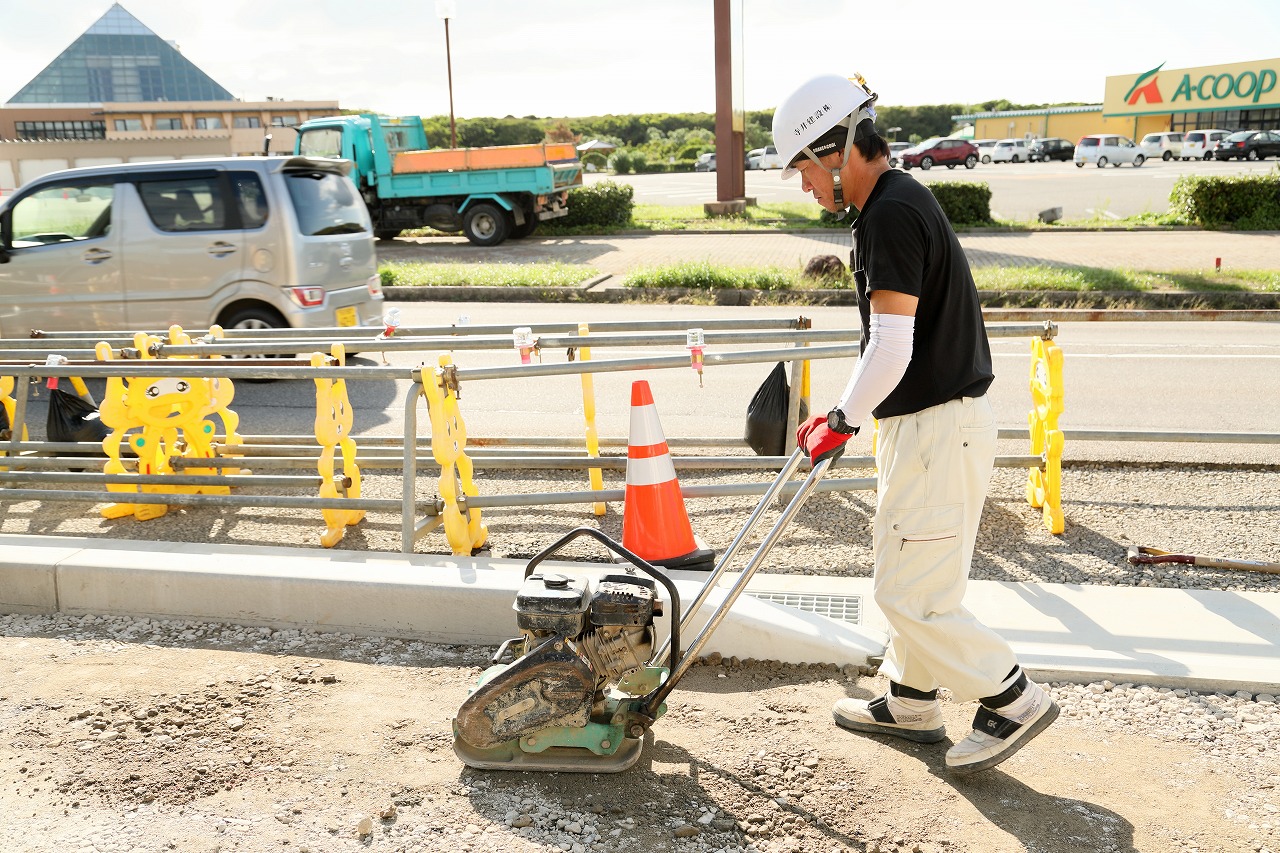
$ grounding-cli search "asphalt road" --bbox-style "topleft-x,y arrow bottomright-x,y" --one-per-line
589,156 -> 1280,221
25,302 -> 1276,467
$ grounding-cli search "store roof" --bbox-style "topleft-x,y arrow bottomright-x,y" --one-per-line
951,105 -> 1103,121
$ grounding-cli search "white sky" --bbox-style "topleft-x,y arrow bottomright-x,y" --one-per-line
2,0 -> 1279,117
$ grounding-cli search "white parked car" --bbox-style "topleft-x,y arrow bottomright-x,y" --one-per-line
989,138 -> 1032,163
972,139 -> 998,164
1074,135 -> 1145,168
1139,132 -> 1184,161
1182,129 -> 1231,160
746,145 -> 784,170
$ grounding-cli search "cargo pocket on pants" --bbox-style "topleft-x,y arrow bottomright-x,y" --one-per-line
886,504 -> 965,591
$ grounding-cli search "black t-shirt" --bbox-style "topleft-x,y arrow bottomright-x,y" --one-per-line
850,169 -> 993,419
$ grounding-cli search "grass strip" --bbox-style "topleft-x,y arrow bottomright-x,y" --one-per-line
379,262 -> 596,288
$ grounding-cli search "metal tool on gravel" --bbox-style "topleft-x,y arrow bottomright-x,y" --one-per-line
1126,545 -> 1280,575
452,448 -> 830,772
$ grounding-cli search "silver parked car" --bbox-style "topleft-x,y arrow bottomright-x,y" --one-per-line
0,156 -> 384,336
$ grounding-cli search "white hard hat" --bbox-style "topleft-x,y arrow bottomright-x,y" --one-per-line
772,73 -> 878,180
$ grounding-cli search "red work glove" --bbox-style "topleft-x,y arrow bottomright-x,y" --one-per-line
796,415 -> 852,464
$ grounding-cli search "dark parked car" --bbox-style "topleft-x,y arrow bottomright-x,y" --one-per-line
899,137 -> 978,170
1030,138 -> 1075,162
1213,130 -> 1280,161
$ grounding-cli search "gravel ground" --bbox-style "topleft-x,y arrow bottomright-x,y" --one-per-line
2,448 -> 1276,593
2,446 -> 1278,852
1,612 -> 1278,853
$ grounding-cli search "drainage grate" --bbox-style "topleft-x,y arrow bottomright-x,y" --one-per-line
746,591 -> 863,625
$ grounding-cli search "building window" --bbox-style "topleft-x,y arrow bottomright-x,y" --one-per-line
271,115 -> 298,127
195,116 -> 225,130
14,120 -> 107,140
154,117 -> 184,130
234,116 -> 262,129
114,118 -> 143,132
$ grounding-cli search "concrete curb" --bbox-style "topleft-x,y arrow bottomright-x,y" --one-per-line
0,535 -> 886,667
2,534 -> 1277,693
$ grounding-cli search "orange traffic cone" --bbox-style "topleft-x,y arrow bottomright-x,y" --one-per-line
622,380 -> 716,571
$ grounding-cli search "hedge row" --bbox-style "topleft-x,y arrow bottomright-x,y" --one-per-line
1170,173 -> 1280,229
562,180 -> 635,227
925,181 -> 993,227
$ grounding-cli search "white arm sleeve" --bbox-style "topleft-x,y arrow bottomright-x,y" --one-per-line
835,313 -> 915,428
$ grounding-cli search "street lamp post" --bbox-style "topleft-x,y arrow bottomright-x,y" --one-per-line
436,0 -> 458,149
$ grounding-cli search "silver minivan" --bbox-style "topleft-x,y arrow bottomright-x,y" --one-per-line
0,156 -> 383,337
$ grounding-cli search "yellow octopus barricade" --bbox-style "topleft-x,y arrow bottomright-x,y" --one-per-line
422,353 -> 487,556
312,343 -> 364,547
1,374 -> 29,471
95,330 -> 242,521
1026,330 -> 1065,534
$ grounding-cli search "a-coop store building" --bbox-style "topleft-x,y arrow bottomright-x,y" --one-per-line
953,57 -> 1280,142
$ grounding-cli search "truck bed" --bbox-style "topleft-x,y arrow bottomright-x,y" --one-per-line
392,142 -> 579,174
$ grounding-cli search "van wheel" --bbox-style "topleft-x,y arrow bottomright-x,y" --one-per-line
1163,151 -> 1173,161
218,305 -> 290,377
1132,155 -> 1145,167
463,203 -> 510,246
221,305 -> 286,332
1096,157 -> 1108,168
1076,162 -> 1084,168
982,155 -> 991,163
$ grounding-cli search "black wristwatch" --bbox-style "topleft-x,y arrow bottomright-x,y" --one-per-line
827,407 -> 858,435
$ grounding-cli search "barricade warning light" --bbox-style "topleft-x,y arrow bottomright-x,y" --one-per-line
686,328 -> 705,387
513,327 -> 536,365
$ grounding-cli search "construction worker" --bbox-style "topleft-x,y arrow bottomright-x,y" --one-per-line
773,73 -> 1058,774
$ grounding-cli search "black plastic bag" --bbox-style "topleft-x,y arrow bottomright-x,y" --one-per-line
47,388 -> 110,444
743,362 -> 808,457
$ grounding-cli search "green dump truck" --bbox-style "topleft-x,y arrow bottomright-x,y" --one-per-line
294,114 -> 583,246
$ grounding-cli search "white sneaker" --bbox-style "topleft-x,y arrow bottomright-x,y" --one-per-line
833,683 -> 946,744
946,670 -> 1058,774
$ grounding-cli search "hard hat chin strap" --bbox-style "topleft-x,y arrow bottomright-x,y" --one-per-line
799,105 -> 876,219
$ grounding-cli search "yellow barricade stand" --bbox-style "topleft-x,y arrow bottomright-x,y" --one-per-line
1026,331 -> 1065,534
95,330 -> 242,521
1,375 -> 30,471
312,343 -> 365,547
577,323 -> 606,516
422,354 -> 488,555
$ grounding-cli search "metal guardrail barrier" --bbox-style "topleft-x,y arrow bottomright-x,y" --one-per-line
12,317 -> 1271,554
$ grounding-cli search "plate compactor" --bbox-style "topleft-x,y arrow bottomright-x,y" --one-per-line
452,449 -> 833,773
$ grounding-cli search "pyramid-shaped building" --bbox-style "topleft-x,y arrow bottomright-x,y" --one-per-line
7,3 -> 234,104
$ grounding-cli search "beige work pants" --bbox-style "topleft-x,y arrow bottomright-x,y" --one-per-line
872,395 -> 1016,704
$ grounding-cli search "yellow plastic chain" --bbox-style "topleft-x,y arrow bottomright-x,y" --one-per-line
422,354 -> 487,555
1026,333 -> 1065,534
577,323 -> 606,516
313,343 -> 364,547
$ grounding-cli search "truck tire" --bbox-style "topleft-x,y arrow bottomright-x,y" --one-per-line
510,210 -> 539,239
375,229 -> 401,241
462,203 -> 510,247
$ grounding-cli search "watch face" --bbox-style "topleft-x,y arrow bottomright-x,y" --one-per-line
827,410 -> 840,430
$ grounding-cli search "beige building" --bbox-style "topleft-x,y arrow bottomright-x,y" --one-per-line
0,100 -> 340,195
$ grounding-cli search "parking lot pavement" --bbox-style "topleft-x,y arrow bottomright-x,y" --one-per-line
378,230 -> 1280,276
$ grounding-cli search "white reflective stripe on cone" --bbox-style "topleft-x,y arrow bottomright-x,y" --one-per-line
625,453 -> 679,487
629,404 -> 667,446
